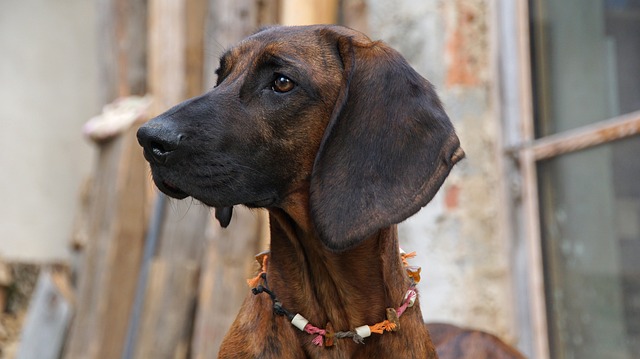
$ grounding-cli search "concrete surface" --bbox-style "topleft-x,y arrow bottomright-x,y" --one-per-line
0,0 -> 99,261
367,0 -> 516,343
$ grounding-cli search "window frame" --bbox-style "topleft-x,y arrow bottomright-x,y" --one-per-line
497,1 -> 640,358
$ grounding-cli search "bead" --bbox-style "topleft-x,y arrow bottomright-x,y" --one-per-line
404,289 -> 417,307
291,314 -> 309,331
406,265 -> 422,283
355,325 -> 371,338
386,308 -> 400,331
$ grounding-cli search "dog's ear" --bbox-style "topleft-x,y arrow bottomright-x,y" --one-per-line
310,29 -> 464,251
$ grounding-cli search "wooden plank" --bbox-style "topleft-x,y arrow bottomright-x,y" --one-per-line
280,0 -> 339,25
496,1 -> 552,357
148,0 -> 186,112
257,0 -> 280,27
0,259 -> 11,312
520,148 -> 549,359
134,260 -> 199,359
515,1 -> 550,358
340,0 -> 369,34
191,207 -> 267,359
98,126 -> 151,359
185,0 -> 208,97
497,0 -> 534,354
203,0 -> 261,89
96,0 -> 148,103
487,0 -> 521,347
130,1 -> 211,358
64,124 -> 150,359
155,201 -> 211,263
527,110 -> 640,161
189,4 -> 273,356
16,271 -> 73,359
63,0 -> 149,357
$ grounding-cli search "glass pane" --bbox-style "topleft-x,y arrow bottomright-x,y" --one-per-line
538,136 -> 640,359
530,0 -> 640,137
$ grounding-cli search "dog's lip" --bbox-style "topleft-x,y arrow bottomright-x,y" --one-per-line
246,197 -> 276,207
158,180 -> 189,199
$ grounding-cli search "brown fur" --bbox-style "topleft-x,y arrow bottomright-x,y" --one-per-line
427,323 -> 526,359
137,25 -> 520,358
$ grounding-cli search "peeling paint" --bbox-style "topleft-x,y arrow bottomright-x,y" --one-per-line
444,0 -> 489,87
444,184 -> 460,210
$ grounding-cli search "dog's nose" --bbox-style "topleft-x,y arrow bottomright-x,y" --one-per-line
137,124 -> 184,165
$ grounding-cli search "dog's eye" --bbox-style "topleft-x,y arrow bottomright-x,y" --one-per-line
272,75 -> 295,93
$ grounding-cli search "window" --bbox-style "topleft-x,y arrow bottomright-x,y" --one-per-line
500,1 -> 640,358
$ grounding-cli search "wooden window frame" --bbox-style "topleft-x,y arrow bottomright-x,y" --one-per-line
497,1 -> 640,358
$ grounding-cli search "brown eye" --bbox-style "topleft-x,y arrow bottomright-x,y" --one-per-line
272,75 -> 295,93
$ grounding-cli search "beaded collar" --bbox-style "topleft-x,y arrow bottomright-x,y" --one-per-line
247,249 -> 422,347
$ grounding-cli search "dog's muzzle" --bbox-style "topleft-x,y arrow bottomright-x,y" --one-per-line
137,122 -> 185,165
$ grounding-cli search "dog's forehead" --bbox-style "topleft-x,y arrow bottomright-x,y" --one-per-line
234,27 -> 330,59
217,25 -> 373,86
226,25 -> 371,62
250,25 -> 323,44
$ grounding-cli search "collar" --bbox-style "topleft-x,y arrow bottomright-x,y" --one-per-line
246,248 -> 421,347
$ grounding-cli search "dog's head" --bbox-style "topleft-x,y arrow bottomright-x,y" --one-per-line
137,25 -> 464,250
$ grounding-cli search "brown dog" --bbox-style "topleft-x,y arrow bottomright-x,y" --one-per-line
138,25 -> 466,358
427,323 -> 526,359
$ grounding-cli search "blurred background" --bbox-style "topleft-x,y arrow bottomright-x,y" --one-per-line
1,0 -> 639,358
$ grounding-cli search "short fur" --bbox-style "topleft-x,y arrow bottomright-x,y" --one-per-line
138,25 -> 468,358
427,323 -> 526,359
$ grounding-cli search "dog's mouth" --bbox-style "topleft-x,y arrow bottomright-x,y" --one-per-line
157,179 -> 189,199
150,167 -> 279,210
154,178 -> 234,228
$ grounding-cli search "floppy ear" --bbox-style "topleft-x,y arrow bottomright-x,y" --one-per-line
310,31 -> 465,251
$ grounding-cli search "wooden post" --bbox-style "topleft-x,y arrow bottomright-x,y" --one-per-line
185,0 -> 208,99
64,1 -> 150,358
147,0 -> 186,112
133,260 -> 199,359
131,1 -> 212,358
0,259 -> 11,312
340,0 -> 369,34
189,1 -> 277,357
191,207 -> 268,359
95,0 -> 148,103
280,0 -> 339,25
63,122 -> 150,359
16,271 -> 73,359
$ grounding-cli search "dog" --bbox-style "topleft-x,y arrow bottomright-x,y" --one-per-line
427,323 -> 526,359
137,24 -> 517,358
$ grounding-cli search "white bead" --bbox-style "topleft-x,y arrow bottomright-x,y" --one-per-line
404,290 -> 417,307
291,314 -> 309,331
355,325 -> 371,338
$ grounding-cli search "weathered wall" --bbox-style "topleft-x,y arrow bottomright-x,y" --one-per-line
0,0 -> 99,261
364,0 -> 516,342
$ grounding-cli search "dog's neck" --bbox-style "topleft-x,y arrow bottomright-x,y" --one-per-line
265,202 -> 419,334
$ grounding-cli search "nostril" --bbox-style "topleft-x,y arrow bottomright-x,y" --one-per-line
150,140 -> 171,155
148,140 -> 175,164
137,122 -> 184,165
